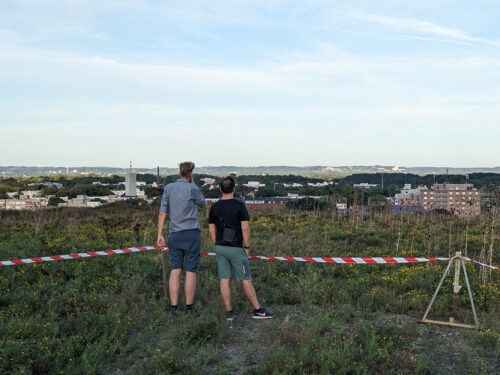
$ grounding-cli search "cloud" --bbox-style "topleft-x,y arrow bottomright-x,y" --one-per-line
0,1 -> 498,167
343,11 -> 500,47
2,40 -> 500,126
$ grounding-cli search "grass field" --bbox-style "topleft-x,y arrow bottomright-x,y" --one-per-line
0,203 -> 498,374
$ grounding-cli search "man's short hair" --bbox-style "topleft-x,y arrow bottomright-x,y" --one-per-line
220,176 -> 235,194
179,162 -> 195,177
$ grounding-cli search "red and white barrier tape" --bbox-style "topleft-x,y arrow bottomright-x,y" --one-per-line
0,246 -> 161,267
248,255 -> 449,264
464,257 -> 499,271
0,246 -> 497,270
202,251 -> 447,264
200,251 -> 495,269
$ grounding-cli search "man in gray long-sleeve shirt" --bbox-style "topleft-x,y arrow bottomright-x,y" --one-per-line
157,161 -> 206,314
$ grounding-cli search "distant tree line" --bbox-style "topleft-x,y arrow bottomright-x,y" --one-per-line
1,172 -> 498,205
339,172 -> 499,191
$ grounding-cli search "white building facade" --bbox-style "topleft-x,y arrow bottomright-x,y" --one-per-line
125,172 -> 137,197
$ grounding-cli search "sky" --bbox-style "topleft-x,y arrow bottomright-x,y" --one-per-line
1,1 -> 499,169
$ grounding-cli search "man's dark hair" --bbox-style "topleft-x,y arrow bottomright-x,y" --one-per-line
220,176 -> 235,194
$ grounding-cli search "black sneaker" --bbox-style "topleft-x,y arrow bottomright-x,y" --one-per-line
252,307 -> 274,319
185,305 -> 194,313
226,310 -> 237,321
170,306 -> 178,316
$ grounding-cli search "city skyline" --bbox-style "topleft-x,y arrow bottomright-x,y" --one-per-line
1,1 -> 499,168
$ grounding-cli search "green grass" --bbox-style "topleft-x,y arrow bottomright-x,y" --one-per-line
0,205 -> 498,374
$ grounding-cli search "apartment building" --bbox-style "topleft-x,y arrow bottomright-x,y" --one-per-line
394,184 -> 427,206
421,183 -> 480,216
0,199 -> 45,210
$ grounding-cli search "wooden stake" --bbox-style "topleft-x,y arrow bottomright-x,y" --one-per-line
420,319 -> 478,329
160,248 -> 168,301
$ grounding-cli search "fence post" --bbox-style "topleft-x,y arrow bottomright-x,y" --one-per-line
160,248 -> 169,302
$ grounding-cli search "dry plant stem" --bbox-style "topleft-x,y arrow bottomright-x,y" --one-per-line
464,218 -> 469,258
448,218 -> 453,258
479,223 -> 488,285
488,213 -> 496,280
395,207 -> 403,253
34,207 -> 45,239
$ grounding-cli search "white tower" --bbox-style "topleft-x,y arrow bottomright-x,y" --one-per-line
125,162 -> 137,197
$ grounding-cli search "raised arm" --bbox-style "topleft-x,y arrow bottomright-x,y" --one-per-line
192,185 -> 207,208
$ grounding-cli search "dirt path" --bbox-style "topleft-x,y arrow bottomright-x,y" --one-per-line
214,312 -> 499,375
109,310 -> 497,374
207,317 -> 274,375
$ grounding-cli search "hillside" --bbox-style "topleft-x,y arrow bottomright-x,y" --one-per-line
0,204 -> 498,374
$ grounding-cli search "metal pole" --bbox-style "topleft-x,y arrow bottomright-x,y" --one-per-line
421,252 -> 479,328
421,255 -> 455,322
461,257 -> 479,327
452,251 -> 462,309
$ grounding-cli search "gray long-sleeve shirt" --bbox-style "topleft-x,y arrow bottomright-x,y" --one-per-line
159,178 -> 207,233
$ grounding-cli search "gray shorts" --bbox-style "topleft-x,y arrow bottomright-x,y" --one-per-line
167,229 -> 201,272
214,245 -> 252,280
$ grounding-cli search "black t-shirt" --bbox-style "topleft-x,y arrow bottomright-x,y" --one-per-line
208,198 -> 250,247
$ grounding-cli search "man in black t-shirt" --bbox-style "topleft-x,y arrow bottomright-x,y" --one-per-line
208,176 -> 274,321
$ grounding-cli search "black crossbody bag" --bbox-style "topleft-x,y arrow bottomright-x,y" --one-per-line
222,225 -> 238,245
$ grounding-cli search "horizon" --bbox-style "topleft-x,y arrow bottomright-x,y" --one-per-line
1,1 -> 499,167
1,164 -> 499,171
4,161 -> 500,171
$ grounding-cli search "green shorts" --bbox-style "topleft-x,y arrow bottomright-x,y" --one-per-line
214,245 -> 252,280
